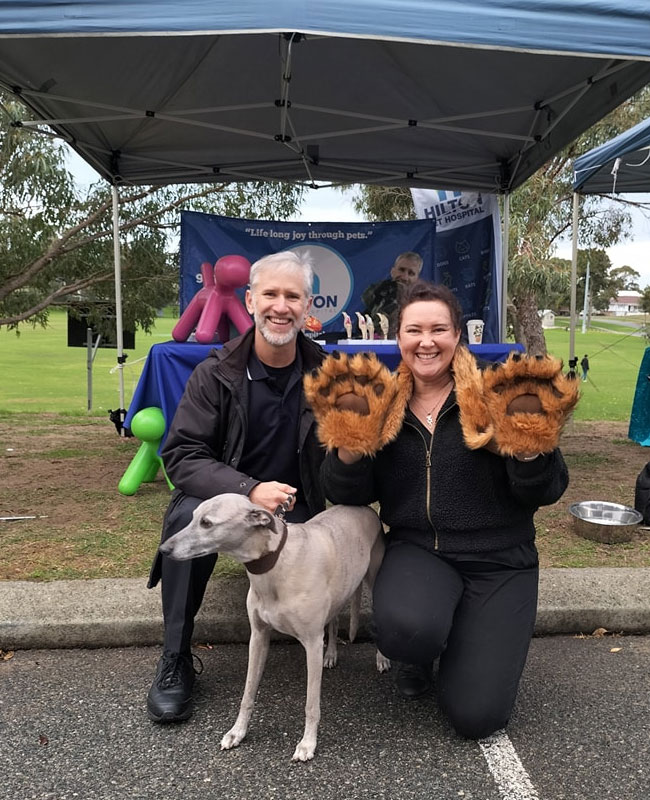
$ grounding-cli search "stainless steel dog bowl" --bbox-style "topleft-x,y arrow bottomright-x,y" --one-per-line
569,501 -> 642,544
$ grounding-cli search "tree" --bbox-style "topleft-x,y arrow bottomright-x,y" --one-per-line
551,252 -> 641,318
608,265 -> 641,293
0,94 -> 304,333
352,87 -> 650,353
641,286 -> 650,314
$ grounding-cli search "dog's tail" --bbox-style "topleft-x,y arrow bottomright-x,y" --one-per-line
348,584 -> 363,643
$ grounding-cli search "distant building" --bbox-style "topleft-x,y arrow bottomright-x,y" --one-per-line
538,309 -> 556,328
608,291 -> 642,316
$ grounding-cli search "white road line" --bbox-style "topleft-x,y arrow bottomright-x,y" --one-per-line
479,730 -> 539,800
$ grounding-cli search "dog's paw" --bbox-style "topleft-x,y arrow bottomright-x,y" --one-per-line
292,738 -> 316,762
220,727 -> 245,751
323,648 -> 338,669
376,650 -> 391,673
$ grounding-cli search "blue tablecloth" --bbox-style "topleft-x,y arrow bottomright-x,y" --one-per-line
124,340 -> 524,440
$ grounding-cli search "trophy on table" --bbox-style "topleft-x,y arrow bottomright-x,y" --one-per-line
377,313 -> 390,340
365,314 -> 375,340
355,311 -> 368,339
342,311 -> 353,340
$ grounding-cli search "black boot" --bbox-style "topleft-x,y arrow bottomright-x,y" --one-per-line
395,662 -> 433,699
147,650 -> 202,723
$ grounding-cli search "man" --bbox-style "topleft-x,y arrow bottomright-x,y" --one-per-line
581,354 -> 590,382
146,250 -> 326,723
361,251 -> 423,337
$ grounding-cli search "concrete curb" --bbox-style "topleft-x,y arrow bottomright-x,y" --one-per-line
2,568 -> 650,650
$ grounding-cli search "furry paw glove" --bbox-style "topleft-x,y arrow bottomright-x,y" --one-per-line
304,351 -> 411,456
453,347 -> 580,457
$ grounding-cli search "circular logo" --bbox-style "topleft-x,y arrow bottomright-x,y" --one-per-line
289,244 -> 353,327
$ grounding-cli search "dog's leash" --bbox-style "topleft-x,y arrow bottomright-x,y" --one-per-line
244,494 -> 293,575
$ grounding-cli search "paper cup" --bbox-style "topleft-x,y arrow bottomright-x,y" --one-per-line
466,319 -> 484,344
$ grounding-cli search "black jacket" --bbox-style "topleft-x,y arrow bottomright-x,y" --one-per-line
161,327 -> 327,516
322,390 -> 569,554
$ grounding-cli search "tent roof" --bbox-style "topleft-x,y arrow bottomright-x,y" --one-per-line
573,115 -> 650,194
2,1 -> 650,192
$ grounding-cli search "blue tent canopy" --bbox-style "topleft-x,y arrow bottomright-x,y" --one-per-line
1,1 -> 650,191
4,0 -> 650,57
573,116 -> 650,194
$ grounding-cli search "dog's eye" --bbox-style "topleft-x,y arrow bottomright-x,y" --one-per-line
199,517 -> 211,528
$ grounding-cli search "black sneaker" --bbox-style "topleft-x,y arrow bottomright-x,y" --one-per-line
395,662 -> 433,699
146,650 -> 203,723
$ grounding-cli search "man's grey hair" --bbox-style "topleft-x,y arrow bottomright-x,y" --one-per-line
249,250 -> 314,297
394,251 -> 423,269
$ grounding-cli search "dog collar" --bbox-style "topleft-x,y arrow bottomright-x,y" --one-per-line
244,523 -> 288,575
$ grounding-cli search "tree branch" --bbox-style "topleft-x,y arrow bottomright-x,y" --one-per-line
0,184 -> 224,302
0,270 -> 114,326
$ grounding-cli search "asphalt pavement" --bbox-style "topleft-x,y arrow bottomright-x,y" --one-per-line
2,639 -> 649,800
2,570 -> 650,799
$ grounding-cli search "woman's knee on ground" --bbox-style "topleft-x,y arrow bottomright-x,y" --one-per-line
374,605 -> 450,664
439,687 -> 513,740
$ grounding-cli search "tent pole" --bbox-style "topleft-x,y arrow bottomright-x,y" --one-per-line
569,192 -> 579,364
500,192 -> 510,342
111,184 -> 126,434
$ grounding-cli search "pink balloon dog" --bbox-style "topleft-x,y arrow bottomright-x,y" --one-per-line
172,255 -> 253,344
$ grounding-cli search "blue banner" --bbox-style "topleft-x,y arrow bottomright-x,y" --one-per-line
411,190 -> 502,343
179,212 -> 436,332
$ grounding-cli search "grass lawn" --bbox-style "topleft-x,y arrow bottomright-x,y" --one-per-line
544,326 -> 647,421
0,309 -> 175,415
2,311 -> 647,422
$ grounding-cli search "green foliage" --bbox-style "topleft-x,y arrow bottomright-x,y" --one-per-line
0,94 -> 303,332
352,185 -> 415,221
640,287 -> 650,316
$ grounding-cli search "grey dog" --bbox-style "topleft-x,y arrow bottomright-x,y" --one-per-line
160,493 -> 389,761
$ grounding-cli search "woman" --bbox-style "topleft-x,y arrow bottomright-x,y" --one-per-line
307,281 -> 574,740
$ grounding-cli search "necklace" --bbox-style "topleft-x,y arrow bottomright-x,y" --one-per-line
410,380 -> 453,431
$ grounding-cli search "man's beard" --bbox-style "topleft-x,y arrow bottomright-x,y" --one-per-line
254,309 -> 301,346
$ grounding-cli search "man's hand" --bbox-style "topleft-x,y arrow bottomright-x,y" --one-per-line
249,481 -> 297,514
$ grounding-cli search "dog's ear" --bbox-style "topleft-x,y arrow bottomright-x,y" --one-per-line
246,508 -> 275,528
245,508 -> 285,535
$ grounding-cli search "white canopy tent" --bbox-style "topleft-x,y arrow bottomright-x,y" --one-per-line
2,1 -> 650,415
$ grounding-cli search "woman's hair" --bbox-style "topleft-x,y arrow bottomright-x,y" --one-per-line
249,249 -> 314,297
396,280 -> 463,333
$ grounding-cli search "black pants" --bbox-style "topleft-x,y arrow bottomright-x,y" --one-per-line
149,491 -> 310,654
373,538 -> 539,740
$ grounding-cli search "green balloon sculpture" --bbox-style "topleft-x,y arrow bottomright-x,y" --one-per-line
118,407 -> 174,496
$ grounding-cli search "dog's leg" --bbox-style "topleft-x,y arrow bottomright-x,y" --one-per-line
348,584 -> 362,642
220,619 -> 270,751
292,633 -> 324,762
365,534 -> 391,674
323,618 -> 338,669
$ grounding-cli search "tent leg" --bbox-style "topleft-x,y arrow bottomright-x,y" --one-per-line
112,185 -> 126,435
569,192 -> 579,364
500,192 -> 509,343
